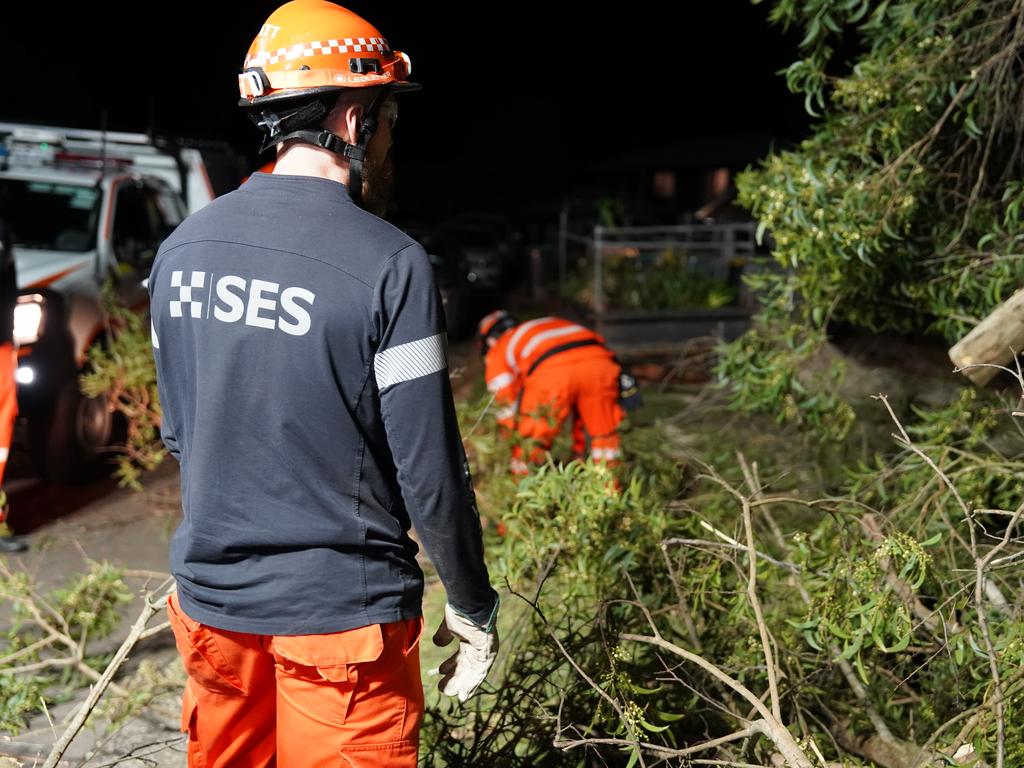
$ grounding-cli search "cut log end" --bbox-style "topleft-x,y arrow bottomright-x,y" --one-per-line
949,286 -> 1024,387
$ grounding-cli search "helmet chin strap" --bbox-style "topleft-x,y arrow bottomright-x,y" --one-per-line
253,87 -> 390,208
347,87 -> 390,206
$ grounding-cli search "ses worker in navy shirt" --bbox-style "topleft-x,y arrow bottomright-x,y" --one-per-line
150,3 -> 498,765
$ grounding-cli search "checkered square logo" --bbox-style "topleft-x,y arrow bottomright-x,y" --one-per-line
170,270 -> 206,319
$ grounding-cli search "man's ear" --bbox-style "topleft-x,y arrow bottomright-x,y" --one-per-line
344,103 -> 365,144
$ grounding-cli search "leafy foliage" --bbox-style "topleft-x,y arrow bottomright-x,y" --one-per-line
423,406 -> 695,766
0,561 -> 132,734
741,0 -> 1024,340
715,319 -> 855,441
720,0 -> 1024,435
424,383 -> 1024,766
80,282 -> 167,490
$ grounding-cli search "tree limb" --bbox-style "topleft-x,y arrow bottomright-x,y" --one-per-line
42,580 -> 175,768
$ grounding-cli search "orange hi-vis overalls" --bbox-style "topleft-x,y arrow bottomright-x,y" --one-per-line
484,317 -> 624,474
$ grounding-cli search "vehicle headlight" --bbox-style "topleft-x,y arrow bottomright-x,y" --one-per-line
14,294 -> 45,346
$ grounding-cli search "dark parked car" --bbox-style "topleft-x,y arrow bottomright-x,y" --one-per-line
446,223 -> 505,290
441,213 -> 525,290
399,225 -> 472,339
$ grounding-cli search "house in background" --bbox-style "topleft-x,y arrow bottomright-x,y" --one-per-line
571,132 -> 779,226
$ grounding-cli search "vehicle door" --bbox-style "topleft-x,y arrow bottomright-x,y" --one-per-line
109,178 -> 183,311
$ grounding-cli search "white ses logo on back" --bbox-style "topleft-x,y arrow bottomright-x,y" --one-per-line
169,270 -> 316,337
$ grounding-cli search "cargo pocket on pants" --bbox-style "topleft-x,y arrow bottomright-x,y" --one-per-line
271,624 -> 385,728
338,739 -> 419,767
167,594 -> 247,696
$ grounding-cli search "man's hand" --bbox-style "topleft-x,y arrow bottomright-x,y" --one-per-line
432,602 -> 498,702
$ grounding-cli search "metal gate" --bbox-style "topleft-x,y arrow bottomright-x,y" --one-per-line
557,221 -> 758,348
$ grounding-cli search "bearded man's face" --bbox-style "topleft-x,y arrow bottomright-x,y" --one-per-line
360,147 -> 394,219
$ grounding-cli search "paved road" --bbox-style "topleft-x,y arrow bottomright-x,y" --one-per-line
0,458 -> 184,767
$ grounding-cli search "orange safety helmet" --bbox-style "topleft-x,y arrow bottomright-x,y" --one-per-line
238,0 -> 420,206
238,0 -> 419,107
477,310 -> 518,356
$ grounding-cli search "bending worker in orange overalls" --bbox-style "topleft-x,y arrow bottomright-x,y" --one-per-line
478,311 -> 630,475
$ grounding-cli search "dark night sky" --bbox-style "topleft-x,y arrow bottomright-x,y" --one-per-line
4,3 -> 811,216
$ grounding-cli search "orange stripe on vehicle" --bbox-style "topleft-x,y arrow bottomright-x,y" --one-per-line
199,160 -> 215,201
78,322 -> 107,366
27,264 -> 87,289
104,178 -> 125,241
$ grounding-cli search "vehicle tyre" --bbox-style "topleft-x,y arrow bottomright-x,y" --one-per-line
28,377 -> 121,484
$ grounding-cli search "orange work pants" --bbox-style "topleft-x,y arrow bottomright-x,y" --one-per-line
167,593 -> 424,768
0,342 -> 17,521
512,350 -> 623,474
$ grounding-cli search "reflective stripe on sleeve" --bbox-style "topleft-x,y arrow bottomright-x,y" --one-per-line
375,332 -> 447,391
487,372 -> 514,392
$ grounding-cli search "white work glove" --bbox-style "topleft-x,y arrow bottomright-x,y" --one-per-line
432,601 -> 499,703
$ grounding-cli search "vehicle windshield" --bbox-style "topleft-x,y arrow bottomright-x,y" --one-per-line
0,179 -> 101,253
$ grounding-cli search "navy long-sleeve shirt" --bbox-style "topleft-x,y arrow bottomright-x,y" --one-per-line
149,172 -> 497,634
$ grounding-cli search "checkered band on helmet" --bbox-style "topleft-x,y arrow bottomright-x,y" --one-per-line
245,37 -> 389,69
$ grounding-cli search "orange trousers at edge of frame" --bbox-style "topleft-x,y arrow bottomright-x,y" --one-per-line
167,592 -> 425,768
0,341 -> 18,522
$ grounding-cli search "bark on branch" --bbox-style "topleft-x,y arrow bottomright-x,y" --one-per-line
42,581 -> 175,768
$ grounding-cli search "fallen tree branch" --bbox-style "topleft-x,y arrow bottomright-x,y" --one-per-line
835,727 -> 941,768
555,723 -> 758,757
736,453 -> 782,722
663,537 -> 800,572
620,633 -> 814,768
971,500 -> 1024,768
512,582 -> 651,768
659,540 -> 703,652
42,580 -> 175,768
733,453 -> 930,759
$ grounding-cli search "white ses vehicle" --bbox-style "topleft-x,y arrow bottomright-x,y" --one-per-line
0,126 -> 199,481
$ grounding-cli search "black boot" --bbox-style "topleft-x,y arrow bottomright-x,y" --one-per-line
0,490 -> 24,552
0,535 -> 27,553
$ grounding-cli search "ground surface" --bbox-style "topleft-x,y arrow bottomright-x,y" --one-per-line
0,459 -> 185,767
0,324 -> 970,766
